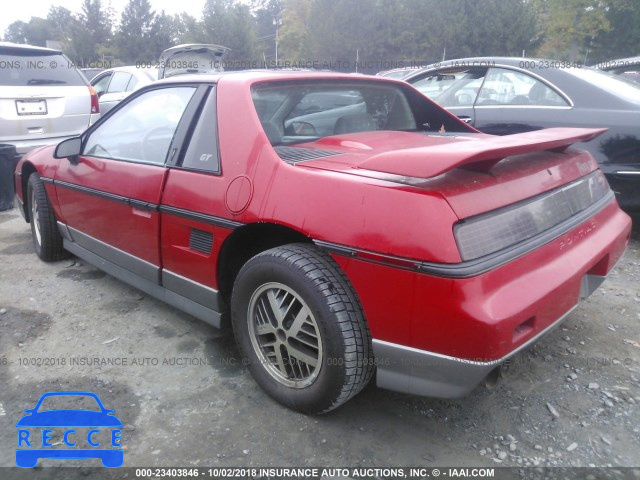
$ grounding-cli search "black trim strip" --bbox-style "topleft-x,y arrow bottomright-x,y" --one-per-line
54,179 -> 159,211
41,176 -> 54,184
51,179 -> 243,229
159,205 -> 243,229
315,191 -> 615,279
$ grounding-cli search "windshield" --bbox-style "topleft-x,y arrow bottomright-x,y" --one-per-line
37,395 -> 101,412
0,53 -> 86,86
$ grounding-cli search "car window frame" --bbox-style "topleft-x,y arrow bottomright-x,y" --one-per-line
79,83 -> 210,168
92,72 -> 113,96
172,86 -> 222,176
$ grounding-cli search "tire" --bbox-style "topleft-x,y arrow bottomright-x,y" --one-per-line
231,243 -> 374,414
27,173 -> 67,261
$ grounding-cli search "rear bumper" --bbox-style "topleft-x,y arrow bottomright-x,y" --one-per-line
374,274 -> 603,398
332,198 -> 631,398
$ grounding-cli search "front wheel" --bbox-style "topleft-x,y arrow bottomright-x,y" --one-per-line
27,173 -> 67,261
231,243 -> 374,414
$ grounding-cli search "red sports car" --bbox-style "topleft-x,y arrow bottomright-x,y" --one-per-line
14,71 -> 631,414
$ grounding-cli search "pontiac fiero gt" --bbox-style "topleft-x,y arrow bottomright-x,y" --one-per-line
14,71 -> 631,413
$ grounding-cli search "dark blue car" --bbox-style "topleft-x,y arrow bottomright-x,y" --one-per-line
16,391 -> 123,468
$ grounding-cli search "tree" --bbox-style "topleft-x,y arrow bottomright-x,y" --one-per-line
203,0 -> 258,66
47,6 -> 76,45
4,21 -> 29,44
250,0 -> 282,62
172,13 -> 208,44
70,0 -> 114,64
533,0 -> 610,61
149,12 -> 181,58
117,0 -> 157,63
279,0 -> 313,61
589,0 -> 640,62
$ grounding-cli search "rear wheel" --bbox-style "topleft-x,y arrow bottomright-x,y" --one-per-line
27,173 -> 67,261
231,243 -> 374,414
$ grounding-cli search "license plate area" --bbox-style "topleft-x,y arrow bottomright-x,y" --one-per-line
16,99 -> 47,116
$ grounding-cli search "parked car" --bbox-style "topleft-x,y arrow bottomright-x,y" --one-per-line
14,71 -> 630,413
376,66 -> 420,79
403,57 -> 640,210
90,66 -> 157,115
89,44 -> 230,115
158,44 -> 230,79
80,67 -> 105,81
0,42 -> 100,154
596,56 -> 640,84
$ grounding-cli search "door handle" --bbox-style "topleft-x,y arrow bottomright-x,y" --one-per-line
457,115 -> 473,124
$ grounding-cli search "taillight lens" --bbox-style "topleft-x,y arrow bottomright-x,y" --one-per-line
88,85 -> 99,114
454,170 -> 611,261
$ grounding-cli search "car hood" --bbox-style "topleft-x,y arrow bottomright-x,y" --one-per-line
16,410 -> 123,427
158,44 -> 230,79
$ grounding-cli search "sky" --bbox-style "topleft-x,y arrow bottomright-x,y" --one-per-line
1,0 -> 208,40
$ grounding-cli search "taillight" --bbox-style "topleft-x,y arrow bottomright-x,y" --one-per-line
454,170 -> 610,261
88,85 -> 99,114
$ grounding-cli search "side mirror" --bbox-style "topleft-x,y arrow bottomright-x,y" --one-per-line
54,137 -> 82,164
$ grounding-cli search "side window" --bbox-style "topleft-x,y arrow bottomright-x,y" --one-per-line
477,68 -> 568,106
431,69 -> 488,107
411,71 -> 466,99
181,89 -> 220,173
107,72 -> 132,93
126,76 -> 139,92
92,73 -> 111,96
83,87 -> 196,165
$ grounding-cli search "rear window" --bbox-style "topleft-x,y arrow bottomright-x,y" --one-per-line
0,52 -> 86,87
251,81 -> 419,145
567,67 -> 640,105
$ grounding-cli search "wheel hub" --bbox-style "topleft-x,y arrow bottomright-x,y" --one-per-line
247,282 -> 323,388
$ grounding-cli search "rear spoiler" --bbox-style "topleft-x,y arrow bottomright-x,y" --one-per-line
358,128 -> 607,178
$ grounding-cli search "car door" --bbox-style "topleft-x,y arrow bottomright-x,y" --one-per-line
158,87 -> 231,324
97,71 -> 135,114
472,67 -> 572,134
55,85 -> 200,283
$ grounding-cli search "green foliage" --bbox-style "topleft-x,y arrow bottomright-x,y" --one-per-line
1,0 -> 638,69
533,0 -> 610,61
117,0 -> 157,62
203,0 -> 258,65
589,0 -> 640,63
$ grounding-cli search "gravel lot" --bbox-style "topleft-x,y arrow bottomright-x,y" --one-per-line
0,207 -> 639,471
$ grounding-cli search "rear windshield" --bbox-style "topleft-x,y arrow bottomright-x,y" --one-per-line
0,52 -> 86,86
566,67 -> 640,105
252,81 -> 421,146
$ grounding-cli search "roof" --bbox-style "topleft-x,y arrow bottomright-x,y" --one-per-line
153,69 -> 404,87
0,41 -> 62,54
596,56 -> 640,70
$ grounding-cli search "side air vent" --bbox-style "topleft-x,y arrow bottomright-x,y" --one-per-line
189,229 -> 213,254
274,146 -> 343,164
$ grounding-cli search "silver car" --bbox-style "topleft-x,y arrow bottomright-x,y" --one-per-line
91,66 -> 158,115
0,42 -> 100,154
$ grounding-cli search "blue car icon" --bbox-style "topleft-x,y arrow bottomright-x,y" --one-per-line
16,391 -> 123,468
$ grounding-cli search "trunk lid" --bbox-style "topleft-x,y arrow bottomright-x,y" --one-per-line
0,85 -> 92,143
291,128 -> 605,219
